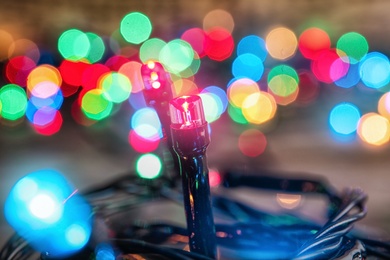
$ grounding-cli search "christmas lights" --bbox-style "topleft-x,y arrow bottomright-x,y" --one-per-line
141,60 -> 180,181
169,95 -> 217,258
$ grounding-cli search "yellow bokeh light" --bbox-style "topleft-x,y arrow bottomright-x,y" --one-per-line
358,113 -> 390,146
203,9 -> 235,33
172,78 -> 199,97
27,65 -> 62,95
227,78 -> 260,108
266,27 -> 297,60
0,29 -> 14,61
241,91 -> 277,124
378,92 -> 390,120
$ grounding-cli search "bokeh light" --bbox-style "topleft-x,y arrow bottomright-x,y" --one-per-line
159,39 -> 194,74
329,103 -> 361,135
181,28 -> 207,58
296,70 -> 320,106
199,92 -> 223,123
120,12 -> 152,44
172,78 -> 199,97
27,65 -> 62,94
238,129 -> 267,157
237,35 -> 267,62
85,32 -> 105,63
59,60 -> 91,87
99,72 -> 132,103
201,86 -> 228,114
139,38 -> 166,63
336,32 -> 368,64
359,52 -> 390,89
334,62 -> 360,89
357,113 -> 390,146
266,27 -> 297,60
298,27 -> 331,60
232,53 -> 264,81
0,29 -> 14,61
203,9 -> 235,33
204,27 -> 234,61
228,104 -> 248,125
4,169 -> 92,257
5,56 -> 36,87
311,48 -> 348,83
131,107 -> 163,141
0,84 -> 28,120
82,63 -> 110,90
58,29 -> 90,61
8,38 -> 41,62
136,153 -> 162,179
118,61 -> 144,93
81,89 -> 113,120
227,78 -> 260,108
128,129 -> 160,153
378,92 -> 390,119
241,91 -> 277,124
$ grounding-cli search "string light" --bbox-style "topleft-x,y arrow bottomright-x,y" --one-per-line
170,95 -> 216,258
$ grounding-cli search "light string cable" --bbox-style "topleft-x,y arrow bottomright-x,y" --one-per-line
2,168 -> 390,259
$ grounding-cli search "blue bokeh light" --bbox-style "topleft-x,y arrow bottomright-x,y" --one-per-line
359,52 -> 390,89
329,103 -> 361,135
232,53 -> 264,81
4,169 -> 92,257
237,35 -> 268,61
334,62 -> 360,88
131,107 -> 163,141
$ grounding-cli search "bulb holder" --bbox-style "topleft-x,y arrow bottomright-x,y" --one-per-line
170,95 -> 210,156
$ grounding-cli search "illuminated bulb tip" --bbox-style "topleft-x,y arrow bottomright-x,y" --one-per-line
152,81 -> 161,89
151,72 -> 159,80
147,60 -> 155,69
170,95 -> 207,129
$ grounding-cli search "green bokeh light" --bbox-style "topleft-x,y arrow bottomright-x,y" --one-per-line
227,104 -> 248,125
159,39 -> 194,74
120,12 -> 152,44
81,89 -> 113,120
136,153 -> 162,179
268,74 -> 298,97
180,53 -> 201,78
337,32 -> 369,64
267,65 -> 299,83
0,84 -> 27,120
100,72 -> 132,103
139,38 -> 166,63
58,29 -> 90,61
85,32 -> 105,63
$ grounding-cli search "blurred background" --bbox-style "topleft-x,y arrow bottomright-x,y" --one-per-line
1,0 -> 390,256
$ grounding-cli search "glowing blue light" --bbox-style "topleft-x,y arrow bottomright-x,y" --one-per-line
237,35 -> 267,61
201,86 -> 228,114
65,223 -> 90,246
4,169 -> 92,258
232,53 -> 264,81
131,107 -> 163,140
95,243 -> 115,260
199,92 -> 223,123
335,62 -> 360,88
128,91 -> 147,110
359,52 -> 390,89
329,103 -> 361,135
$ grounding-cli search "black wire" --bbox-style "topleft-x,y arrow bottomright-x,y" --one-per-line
111,238 -> 207,260
3,172 -> 390,260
